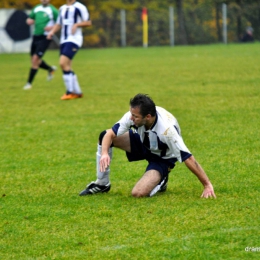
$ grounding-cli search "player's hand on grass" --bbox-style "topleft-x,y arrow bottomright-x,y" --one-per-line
100,154 -> 111,172
201,183 -> 216,198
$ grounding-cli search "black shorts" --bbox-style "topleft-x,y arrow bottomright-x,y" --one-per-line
30,35 -> 52,58
126,130 -> 176,181
60,42 -> 79,60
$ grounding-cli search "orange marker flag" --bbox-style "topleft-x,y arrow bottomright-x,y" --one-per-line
142,7 -> 148,47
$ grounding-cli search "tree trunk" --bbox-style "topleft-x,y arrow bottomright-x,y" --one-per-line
176,0 -> 188,44
236,0 -> 243,41
215,2 -> 222,42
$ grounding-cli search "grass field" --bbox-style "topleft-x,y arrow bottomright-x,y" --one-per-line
0,43 -> 260,259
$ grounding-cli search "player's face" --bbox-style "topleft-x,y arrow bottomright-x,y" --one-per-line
130,106 -> 147,127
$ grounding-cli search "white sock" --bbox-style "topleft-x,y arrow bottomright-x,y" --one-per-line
73,74 -> 82,94
62,72 -> 74,93
95,144 -> 113,185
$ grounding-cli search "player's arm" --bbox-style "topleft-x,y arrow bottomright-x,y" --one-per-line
47,23 -> 61,40
71,20 -> 92,34
44,24 -> 55,32
26,17 -> 34,25
184,155 -> 216,198
77,20 -> 92,27
100,129 -> 116,172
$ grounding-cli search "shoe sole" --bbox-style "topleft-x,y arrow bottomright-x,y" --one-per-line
47,66 -> 57,81
61,94 -> 83,100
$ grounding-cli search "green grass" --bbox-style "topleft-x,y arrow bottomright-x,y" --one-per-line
1,43 -> 260,259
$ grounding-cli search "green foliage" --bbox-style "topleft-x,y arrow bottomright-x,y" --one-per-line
1,1 -> 260,46
0,43 -> 260,259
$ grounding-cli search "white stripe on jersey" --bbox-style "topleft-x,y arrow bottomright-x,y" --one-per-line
57,1 -> 89,47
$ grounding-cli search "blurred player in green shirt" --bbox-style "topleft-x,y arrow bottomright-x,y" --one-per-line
23,0 -> 58,90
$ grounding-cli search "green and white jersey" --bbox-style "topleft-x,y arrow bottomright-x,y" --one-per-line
29,4 -> 58,36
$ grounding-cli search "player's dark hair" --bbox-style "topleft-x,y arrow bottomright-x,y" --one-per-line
130,93 -> 156,117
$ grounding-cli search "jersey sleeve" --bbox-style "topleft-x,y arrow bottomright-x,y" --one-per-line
112,112 -> 133,136
29,7 -> 36,19
56,7 -> 63,25
81,5 -> 90,21
163,125 -> 192,162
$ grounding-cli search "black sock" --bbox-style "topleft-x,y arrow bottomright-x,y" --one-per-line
39,60 -> 52,71
28,68 -> 38,84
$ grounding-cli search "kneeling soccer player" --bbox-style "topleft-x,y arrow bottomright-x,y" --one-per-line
79,93 -> 216,198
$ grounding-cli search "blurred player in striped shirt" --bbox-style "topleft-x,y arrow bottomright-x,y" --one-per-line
47,0 -> 91,100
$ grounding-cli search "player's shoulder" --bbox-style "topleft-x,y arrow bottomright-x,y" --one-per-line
156,106 -> 178,128
122,111 -> 131,119
156,106 -> 174,118
74,1 -> 88,11
32,4 -> 42,12
49,4 -> 58,11
34,4 -> 41,8
59,4 -> 68,11
116,111 -> 132,125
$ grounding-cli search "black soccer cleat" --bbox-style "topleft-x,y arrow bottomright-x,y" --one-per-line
79,181 -> 111,196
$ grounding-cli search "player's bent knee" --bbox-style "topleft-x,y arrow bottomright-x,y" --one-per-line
131,188 -> 149,198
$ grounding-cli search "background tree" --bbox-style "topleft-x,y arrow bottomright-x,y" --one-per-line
175,0 -> 188,44
1,0 -> 260,47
